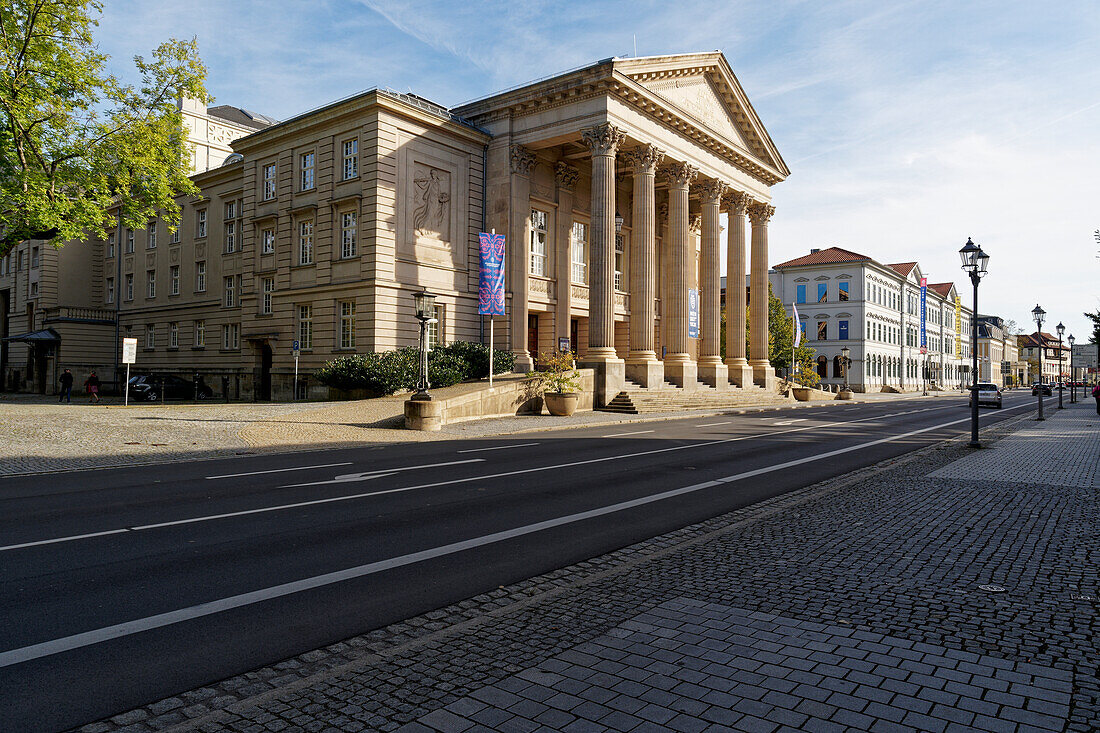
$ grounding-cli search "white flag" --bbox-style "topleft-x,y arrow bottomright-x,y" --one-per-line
792,302 -> 801,348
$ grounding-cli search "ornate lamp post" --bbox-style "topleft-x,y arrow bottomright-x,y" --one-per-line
1056,321 -> 1065,409
1032,304 -> 1046,421
411,291 -> 437,401
1068,333 -> 1076,403
959,238 -> 988,448
839,346 -> 852,398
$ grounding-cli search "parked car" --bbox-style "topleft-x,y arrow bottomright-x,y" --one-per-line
970,382 -> 1002,409
128,375 -> 213,401
1032,383 -> 1052,396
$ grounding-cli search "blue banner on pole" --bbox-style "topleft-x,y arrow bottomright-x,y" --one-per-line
688,288 -> 699,339
478,232 -> 506,316
919,277 -> 927,354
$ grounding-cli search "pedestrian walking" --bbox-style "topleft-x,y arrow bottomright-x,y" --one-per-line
58,369 -> 74,403
84,371 -> 101,403
1092,382 -> 1100,415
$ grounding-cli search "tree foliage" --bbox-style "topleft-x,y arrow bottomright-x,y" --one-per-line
0,0 -> 208,254
760,282 -> 816,381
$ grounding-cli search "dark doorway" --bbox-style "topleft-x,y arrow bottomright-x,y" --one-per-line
0,290 -> 8,390
259,343 -> 272,401
817,355 -> 828,378
570,318 -> 579,356
34,346 -> 47,394
527,314 -> 539,360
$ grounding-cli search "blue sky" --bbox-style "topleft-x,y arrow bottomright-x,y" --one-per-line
97,0 -> 1100,342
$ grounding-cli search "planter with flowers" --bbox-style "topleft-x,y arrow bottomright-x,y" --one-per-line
527,350 -> 583,416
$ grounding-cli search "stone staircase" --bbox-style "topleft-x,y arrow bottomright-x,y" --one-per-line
601,378 -> 793,414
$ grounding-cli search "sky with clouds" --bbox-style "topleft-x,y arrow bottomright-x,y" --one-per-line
95,0 -> 1100,342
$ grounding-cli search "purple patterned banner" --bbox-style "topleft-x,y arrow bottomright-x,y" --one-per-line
478,232 -> 506,316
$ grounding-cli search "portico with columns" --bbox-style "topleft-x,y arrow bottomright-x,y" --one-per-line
455,52 -> 789,407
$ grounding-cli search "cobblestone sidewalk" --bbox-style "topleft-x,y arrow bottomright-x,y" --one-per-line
81,402 -> 1098,732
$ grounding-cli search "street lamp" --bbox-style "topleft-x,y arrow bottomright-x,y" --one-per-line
1032,304 -> 1045,421
959,237 -> 988,448
1068,333 -> 1076,403
840,346 -> 851,396
411,290 -> 437,401
1056,321 -> 1065,409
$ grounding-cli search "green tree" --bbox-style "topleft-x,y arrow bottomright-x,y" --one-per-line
1085,309 -> 1100,377
748,282 -> 816,384
0,0 -> 208,254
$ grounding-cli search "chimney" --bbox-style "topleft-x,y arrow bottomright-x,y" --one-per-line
810,248 -> 821,254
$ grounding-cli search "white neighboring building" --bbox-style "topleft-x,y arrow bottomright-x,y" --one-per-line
769,247 -> 973,392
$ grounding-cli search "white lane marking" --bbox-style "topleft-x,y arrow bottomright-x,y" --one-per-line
773,418 -> 807,426
603,430 -> 655,438
284,459 -> 484,488
205,462 -> 353,480
698,421 -> 731,427
457,442 -> 540,454
0,409 -> 1008,669
0,529 -> 129,552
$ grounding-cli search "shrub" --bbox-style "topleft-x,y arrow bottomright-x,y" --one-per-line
526,350 -> 581,394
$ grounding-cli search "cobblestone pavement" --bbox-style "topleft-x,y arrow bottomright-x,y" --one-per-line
77,401 -> 1097,733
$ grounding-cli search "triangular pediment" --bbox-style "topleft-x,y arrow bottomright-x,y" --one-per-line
635,74 -> 754,154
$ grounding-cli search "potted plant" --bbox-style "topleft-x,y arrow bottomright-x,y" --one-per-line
527,350 -> 582,416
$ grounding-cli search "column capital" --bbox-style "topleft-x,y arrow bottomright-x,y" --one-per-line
554,161 -> 580,192
622,144 -> 665,174
581,122 -> 627,156
723,190 -> 753,215
748,201 -> 776,225
510,145 -> 537,175
661,161 -> 698,188
696,179 -> 728,205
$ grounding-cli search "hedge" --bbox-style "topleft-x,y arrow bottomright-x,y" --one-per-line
314,342 -> 516,396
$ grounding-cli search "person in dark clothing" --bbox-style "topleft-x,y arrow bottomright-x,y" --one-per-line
1092,383 -> 1100,415
84,371 -> 101,403
58,369 -> 74,403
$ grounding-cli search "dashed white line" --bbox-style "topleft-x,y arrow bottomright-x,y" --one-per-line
457,442 -> 540,454
602,430 -> 655,438
283,459 -> 484,488
698,421 -> 731,427
205,462 -> 353,480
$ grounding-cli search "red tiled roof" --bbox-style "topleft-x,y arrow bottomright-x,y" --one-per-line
927,282 -> 954,298
773,247 -> 872,269
886,262 -> 917,277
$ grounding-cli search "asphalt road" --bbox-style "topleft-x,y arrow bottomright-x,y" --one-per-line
0,390 -> 1050,731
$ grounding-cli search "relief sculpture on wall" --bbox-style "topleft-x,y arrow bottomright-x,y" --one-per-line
412,164 -> 451,242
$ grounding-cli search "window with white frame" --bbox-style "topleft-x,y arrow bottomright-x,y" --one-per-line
196,209 -> 207,238
614,233 -> 626,291
170,265 -> 179,295
125,229 -> 135,253
124,273 -> 134,301
342,139 -> 358,180
261,227 -> 275,254
529,209 -> 548,276
146,269 -> 156,298
225,201 -> 237,220
106,277 -> 114,304
194,320 -> 205,347
427,305 -> 444,348
145,324 -> 155,349
339,300 -> 355,349
195,261 -> 206,292
222,323 -> 240,350
29,281 -> 38,297
571,222 -> 587,284
298,304 -> 313,350
261,277 -> 274,315
224,220 -> 236,253
107,232 -> 115,258
30,246 -> 39,268
169,322 -> 178,348
224,275 -> 235,307
298,219 -> 314,264
147,222 -> 157,249
262,163 -> 277,200
300,151 -> 315,191
340,211 -> 357,258
170,227 -> 179,244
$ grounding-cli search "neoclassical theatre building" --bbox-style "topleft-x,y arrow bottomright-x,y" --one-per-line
1,52 -> 789,404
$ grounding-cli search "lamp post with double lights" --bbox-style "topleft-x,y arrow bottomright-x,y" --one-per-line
1068,333 -> 1076,403
1032,304 -> 1045,421
959,237 -> 989,448
1056,321 -> 1065,409
839,346 -> 853,399
411,290 -> 437,401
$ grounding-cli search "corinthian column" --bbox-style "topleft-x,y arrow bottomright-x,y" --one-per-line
622,144 -> 664,388
509,145 -> 537,370
697,179 -> 728,390
748,201 -> 776,388
578,122 -> 626,406
724,191 -> 754,387
554,162 -> 579,352
661,161 -> 698,389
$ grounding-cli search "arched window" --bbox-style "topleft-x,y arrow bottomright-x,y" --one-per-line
817,355 -> 828,378
833,355 -> 842,377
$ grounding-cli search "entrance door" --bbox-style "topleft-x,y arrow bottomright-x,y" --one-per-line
570,318 -> 579,356
527,314 -> 539,361
34,346 -> 47,394
259,343 -> 272,401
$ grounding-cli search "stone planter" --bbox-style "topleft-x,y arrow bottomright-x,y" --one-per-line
792,387 -> 812,402
544,392 -> 580,416
838,389 -> 854,400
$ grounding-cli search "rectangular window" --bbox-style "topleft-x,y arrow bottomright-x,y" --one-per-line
340,211 -> 357,258
339,300 -> 356,349
196,210 -> 207,238
300,151 -> 315,191
29,281 -> 38,297
529,209 -> 548,276
224,220 -> 236,253
298,304 -> 313,350
298,220 -> 314,264
170,227 -> 179,244
839,320 -> 849,340
106,277 -> 114,304
124,273 -> 134,301
817,321 -> 827,341
261,228 -> 275,254
262,163 -> 277,200
224,275 -> 235,307
125,229 -> 134,253
30,246 -> 39,268
169,322 -> 178,349
170,265 -> 180,295
796,284 -> 806,304
427,305 -> 444,348
17,251 -> 23,270
107,232 -> 115,259
195,261 -> 206,292
147,222 -> 157,249
261,277 -> 274,315
146,270 -> 156,298
222,323 -> 240,350
571,222 -> 587,284
145,324 -> 155,349
342,139 -> 358,180
194,320 -> 205,348
817,282 -> 827,303
614,233 -> 625,292
839,282 -> 849,301
225,201 -> 237,220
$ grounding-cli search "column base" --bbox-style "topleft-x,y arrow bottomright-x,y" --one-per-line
404,397 -> 442,431
697,361 -> 728,391
664,358 -> 698,391
512,351 -> 535,373
750,360 -> 776,390
725,359 -> 755,389
625,358 -> 665,388
577,354 -> 625,408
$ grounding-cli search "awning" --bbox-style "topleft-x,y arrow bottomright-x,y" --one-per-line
2,327 -> 61,343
